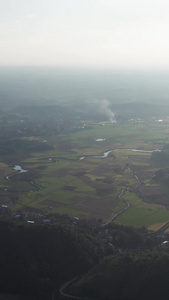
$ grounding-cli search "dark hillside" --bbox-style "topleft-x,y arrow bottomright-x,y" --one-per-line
0,220 -> 103,299
68,251 -> 169,300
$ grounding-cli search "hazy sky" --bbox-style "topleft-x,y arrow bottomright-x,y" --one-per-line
1,0 -> 169,69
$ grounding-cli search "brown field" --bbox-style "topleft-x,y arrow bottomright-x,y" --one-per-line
2,122 -> 169,228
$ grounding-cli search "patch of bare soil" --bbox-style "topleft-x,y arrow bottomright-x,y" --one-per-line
130,164 -> 150,172
56,168 -> 71,177
95,177 -> 114,184
45,171 -> 60,177
128,154 -> 150,163
22,206 -> 40,213
69,195 -> 122,220
73,171 -> 86,176
94,163 -> 121,175
130,165 -> 156,181
62,185 -> 76,191
102,178 -> 114,184
138,184 -> 169,207
96,187 -> 114,196
138,184 -> 162,195
83,160 -> 97,165
0,190 -> 18,208
57,141 -> 78,151
82,175 -> 115,192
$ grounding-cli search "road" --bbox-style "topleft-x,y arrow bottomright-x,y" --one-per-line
103,166 -> 141,226
103,189 -> 130,226
59,277 -> 94,300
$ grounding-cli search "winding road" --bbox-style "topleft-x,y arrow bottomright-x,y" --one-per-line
103,189 -> 130,226
4,148 -> 159,300
59,277 -> 95,300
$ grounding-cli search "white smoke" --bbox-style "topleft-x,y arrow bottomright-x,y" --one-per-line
100,99 -> 116,123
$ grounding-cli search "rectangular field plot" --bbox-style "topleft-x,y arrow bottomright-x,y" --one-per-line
5,121 -> 169,226
115,207 -> 169,229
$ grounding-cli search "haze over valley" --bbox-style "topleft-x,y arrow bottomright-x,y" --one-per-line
2,0 -> 169,299
1,68 -> 169,107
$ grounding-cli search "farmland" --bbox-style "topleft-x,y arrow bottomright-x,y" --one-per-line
2,111 -> 169,231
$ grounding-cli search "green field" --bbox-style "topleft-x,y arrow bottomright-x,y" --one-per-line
115,191 -> 169,228
3,121 -> 169,229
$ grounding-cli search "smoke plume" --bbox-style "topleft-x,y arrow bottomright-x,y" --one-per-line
100,99 -> 116,123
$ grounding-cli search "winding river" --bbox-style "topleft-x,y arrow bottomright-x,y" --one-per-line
6,165 -> 28,180
82,148 -> 161,160
5,148 -> 158,223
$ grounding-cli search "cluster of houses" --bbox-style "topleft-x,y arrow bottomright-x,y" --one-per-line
1,204 -> 169,249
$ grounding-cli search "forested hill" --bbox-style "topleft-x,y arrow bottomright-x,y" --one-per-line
0,220 -> 104,299
68,251 -> 169,300
151,144 -> 169,166
1,218 -> 168,299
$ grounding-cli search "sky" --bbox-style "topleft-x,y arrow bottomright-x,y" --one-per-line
1,0 -> 169,69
